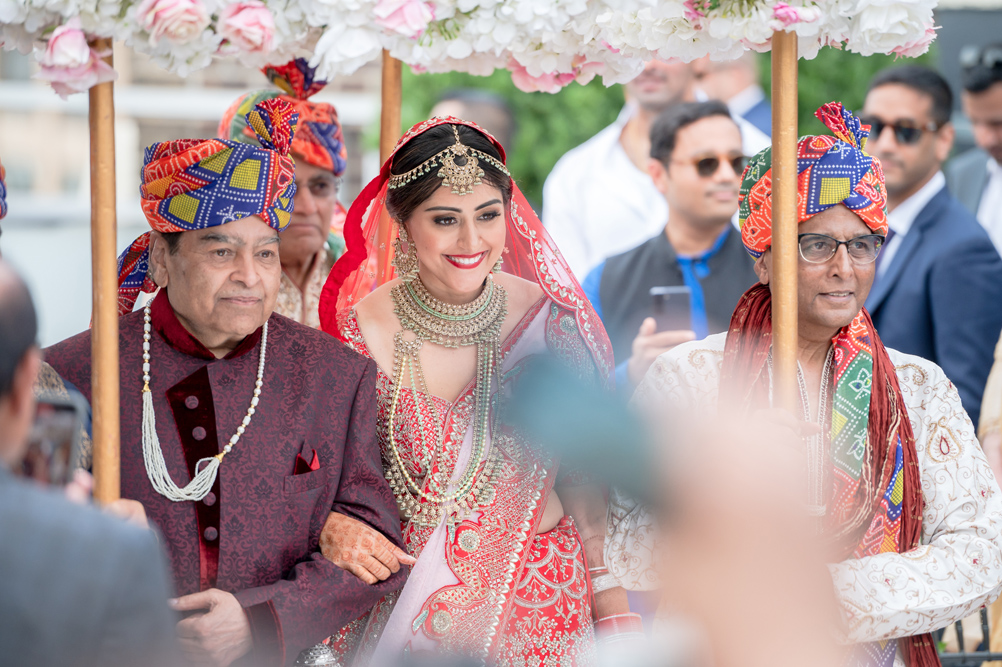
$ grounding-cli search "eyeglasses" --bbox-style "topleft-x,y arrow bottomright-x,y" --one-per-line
859,116 -> 939,145
960,45 -> 1002,92
673,155 -> 746,178
798,233 -> 885,264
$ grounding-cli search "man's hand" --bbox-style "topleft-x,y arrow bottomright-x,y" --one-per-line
320,511 -> 416,584
171,589 -> 252,667
626,317 -> 696,386
103,498 -> 150,529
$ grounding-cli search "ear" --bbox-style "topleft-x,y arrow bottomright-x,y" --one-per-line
647,158 -> 670,196
934,122 -> 955,163
149,232 -> 169,288
10,347 -> 40,424
753,251 -> 771,285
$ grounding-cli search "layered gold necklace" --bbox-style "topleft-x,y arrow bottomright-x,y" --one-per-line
387,275 -> 508,527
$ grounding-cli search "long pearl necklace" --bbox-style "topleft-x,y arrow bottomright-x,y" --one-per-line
141,303 -> 267,503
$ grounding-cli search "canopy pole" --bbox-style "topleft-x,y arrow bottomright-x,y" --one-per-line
89,38 -> 120,504
770,30 -> 799,412
377,50 -> 403,284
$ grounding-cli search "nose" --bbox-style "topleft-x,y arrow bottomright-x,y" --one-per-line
230,249 -> 262,288
871,124 -> 899,154
829,242 -> 853,277
457,219 -> 479,251
293,183 -> 318,216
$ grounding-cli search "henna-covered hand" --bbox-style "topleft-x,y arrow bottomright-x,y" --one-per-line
319,511 -> 416,584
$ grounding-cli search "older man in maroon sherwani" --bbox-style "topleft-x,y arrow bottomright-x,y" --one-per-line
45,101 -> 405,667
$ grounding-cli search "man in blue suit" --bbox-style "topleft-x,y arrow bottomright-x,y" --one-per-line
862,65 -> 1002,428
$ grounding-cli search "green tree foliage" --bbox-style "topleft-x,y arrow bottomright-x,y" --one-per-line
758,47 -> 935,135
400,67 -> 625,205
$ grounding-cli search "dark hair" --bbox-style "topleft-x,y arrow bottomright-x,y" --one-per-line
868,65 -> 953,126
386,124 -> 512,223
160,231 -> 182,255
650,101 -> 733,164
961,44 -> 1002,93
0,267 -> 37,398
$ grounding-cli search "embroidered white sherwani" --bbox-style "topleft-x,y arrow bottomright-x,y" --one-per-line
607,332 -> 1002,666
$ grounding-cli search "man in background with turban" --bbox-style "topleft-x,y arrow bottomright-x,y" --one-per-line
44,99 -> 405,667
219,59 -> 349,329
606,103 -> 1002,667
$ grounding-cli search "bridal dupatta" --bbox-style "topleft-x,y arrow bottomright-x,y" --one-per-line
318,117 -> 614,663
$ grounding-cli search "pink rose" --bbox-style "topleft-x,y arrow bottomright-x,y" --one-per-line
893,24 -> 937,58
771,2 -> 821,29
373,0 -> 435,39
508,59 -> 576,94
218,1 -> 275,54
136,0 -> 210,45
35,18 -> 118,99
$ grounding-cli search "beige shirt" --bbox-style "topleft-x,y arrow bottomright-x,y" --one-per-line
980,332 -> 1002,441
274,249 -> 335,329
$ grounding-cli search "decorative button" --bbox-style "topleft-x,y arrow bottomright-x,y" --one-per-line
203,527 -> 218,541
185,395 -> 199,409
203,492 -> 217,507
192,426 -> 206,441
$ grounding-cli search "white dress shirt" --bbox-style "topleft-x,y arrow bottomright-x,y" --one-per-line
542,105 -> 769,280
877,171 -> 946,277
977,157 -> 1002,256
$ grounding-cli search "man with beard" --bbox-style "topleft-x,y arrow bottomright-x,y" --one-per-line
861,65 -> 1002,427
581,101 -> 759,389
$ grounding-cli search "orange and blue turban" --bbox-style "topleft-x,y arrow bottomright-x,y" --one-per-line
116,98 -> 298,315
0,158 -> 7,220
219,58 -> 347,177
738,102 -> 888,259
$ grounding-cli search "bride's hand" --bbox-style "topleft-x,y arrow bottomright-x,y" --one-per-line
319,512 -> 416,584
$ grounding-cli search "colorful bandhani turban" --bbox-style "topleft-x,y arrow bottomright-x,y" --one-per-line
218,58 -> 347,177
738,102 -> 888,259
116,98 -> 298,315
0,158 -> 7,220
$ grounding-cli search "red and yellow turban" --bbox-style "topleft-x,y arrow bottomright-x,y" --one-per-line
738,102 -> 888,259
218,58 -> 347,177
116,98 -> 298,315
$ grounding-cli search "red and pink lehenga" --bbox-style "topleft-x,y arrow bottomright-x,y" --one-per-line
317,117 -> 616,666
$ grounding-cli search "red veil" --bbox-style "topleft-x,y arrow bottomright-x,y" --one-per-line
318,116 -> 614,383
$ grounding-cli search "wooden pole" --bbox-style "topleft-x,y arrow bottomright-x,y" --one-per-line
770,31 -> 799,412
377,50 -> 403,284
88,38 -> 120,504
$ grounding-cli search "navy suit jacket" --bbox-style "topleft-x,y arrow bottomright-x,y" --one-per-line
866,186 -> 1002,427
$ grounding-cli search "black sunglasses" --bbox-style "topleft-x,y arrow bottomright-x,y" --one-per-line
859,116 -> 939,146
961,45 -> 1002,92
674,155 -> 747,178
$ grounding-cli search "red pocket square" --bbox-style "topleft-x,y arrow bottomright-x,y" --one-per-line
294,450 -> 320,475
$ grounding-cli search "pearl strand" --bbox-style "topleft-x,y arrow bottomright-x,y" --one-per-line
140,303 -> 267,503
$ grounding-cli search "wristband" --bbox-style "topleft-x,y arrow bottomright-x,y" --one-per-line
590,573 -> 621,594
595,612 -> 644,640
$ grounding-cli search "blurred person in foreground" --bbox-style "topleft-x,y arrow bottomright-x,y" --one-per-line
0,260 -> 179,666
314,117 -> 631,664
44,99 -> 406,666
861,65 -> 1002,428
582,101 -> 758,389
692,52 -> 771,137
948,44 -> 1002,255
606,102 -> 1002,667
219,58 -> 350,328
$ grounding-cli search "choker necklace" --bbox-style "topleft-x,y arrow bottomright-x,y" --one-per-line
141,303 -> 267,502
387,275 -> 508,526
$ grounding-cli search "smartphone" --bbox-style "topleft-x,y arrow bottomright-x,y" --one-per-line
649,286 -> 692,332
18,394 -> 87,486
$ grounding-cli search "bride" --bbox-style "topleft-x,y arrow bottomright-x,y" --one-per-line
314,117 -> 636,665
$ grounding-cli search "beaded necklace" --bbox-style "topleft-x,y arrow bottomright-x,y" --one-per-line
387,275 -> 508,527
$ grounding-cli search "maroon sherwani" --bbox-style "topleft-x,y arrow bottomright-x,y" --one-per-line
45,290 -> 404,666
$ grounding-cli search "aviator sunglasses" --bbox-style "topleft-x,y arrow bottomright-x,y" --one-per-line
673,154 -> 747,178
859,116 -> 939,146
798,233 -> 885,264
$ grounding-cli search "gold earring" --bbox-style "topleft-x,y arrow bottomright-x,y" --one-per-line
492,254 -> 504,274
392,225 -> 419,283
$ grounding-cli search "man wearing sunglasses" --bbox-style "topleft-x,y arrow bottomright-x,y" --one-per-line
581,101 -> 758,389
861,65 -> 1002,428
947,44 -> 1002,256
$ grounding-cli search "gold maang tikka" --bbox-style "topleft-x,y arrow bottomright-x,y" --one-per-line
387,124 -> 511,196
